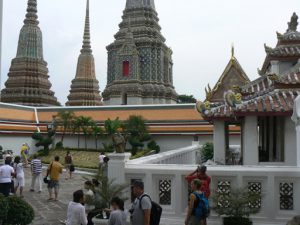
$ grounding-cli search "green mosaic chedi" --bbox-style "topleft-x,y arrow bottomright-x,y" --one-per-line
66,0 -> 102,106
102,0 -> 178,105
1,0 -> 59,106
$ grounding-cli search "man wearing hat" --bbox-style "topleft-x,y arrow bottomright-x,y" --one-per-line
130,180 -> 151,225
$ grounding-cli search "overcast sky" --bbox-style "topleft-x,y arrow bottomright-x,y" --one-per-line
1,0 -> 300,105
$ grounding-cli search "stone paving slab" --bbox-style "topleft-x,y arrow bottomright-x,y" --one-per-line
22,167 -> 187,225
21,167 -> 89,225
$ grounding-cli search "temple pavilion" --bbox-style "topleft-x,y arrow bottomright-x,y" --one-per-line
197,13 -> 300,167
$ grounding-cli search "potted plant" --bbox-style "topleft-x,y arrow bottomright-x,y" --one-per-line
213,187 -> 261,225
91,169 -> 128,225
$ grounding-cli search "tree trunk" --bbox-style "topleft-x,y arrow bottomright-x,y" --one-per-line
61,127 -> 66,143
77,133 -> 80,149
85,135 -> 87,150
95,137 -> 98,150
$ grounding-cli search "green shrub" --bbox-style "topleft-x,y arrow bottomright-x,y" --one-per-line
201,142 -> 214,163
223,217 -> 252,225
4,196 -> 34,225
212,187 -> 261,220
147,140 -> 160,154
55,141 -> 64,149
0,194 -> 8,223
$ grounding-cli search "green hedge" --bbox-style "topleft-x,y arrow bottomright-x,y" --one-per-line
0,195 -> 34,225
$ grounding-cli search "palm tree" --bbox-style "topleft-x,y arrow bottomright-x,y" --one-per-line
56,111 -> 75,143
124,115 -> 151,155
72,117 -> 82,149
91,124 -> 104,150
76,116 -> 94,150
104,118 -> 123,150
104,118 -> 122,137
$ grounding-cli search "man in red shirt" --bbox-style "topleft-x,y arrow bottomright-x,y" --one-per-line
186,166 -> 211,225
185,165 -> 211,198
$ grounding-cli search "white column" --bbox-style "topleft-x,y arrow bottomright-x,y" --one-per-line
295,126 -> 300,167
213,121 -> 226,164
264,175 -> 276,219
107,153 -> 131,184
243,116 -> 259,165
0,0 -> 3,98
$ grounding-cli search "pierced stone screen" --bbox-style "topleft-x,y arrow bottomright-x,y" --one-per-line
159,179 -> 171,205
280,182 -> 294,210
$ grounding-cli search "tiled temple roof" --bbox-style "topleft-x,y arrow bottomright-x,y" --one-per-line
200,70 -> 300,120
260,13 -> 300,75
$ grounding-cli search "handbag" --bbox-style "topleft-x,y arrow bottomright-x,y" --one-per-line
70,164 -> 75,172
44,162 -> 53,184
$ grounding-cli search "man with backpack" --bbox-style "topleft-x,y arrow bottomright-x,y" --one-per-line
185,165 -> 211,198
185,179 -> 209,225
130,180 -> 162,225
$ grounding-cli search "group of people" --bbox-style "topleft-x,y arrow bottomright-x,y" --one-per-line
66,180 -> 152,225
65,164 -> 211,225
0,145 -> 74,202
0,153 -> 43,198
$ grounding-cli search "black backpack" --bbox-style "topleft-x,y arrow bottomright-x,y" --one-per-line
139,194 -> 162,225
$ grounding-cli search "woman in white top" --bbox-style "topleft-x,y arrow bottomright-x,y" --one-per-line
14,156 -> 25,197
66,190 -> 88,225
0,157 -> 15,197
106,197 -> 127,225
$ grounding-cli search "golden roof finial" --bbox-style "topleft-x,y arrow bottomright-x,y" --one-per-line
231,43 -> 235,60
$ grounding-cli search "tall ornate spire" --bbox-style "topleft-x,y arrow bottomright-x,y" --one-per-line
103,0 -> 177,105
1,0 -> 59,106
126,0 -> 155,9
81,0 -> 92,53
24,0 -> 39,25
66,0 -> 102,106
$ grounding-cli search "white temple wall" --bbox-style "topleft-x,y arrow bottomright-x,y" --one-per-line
0,132 -> 239,155
285,117 -> 297,166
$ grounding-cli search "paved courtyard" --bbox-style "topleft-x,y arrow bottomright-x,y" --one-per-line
22,167 -> 89,225
22,167 -> 185,225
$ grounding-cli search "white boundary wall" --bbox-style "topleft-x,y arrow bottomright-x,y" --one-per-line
108,146 -> 300,225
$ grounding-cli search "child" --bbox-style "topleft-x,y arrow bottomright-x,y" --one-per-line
84,181 -> 94,214
14,156 -> 25,197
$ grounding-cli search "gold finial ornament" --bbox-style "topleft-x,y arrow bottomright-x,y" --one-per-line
231,43 -> 235,60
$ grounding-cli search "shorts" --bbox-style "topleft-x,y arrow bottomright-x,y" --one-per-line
65,164 -> 71,170
0,183 -> 11,197
47,180 -> 59,192
16,176 -> 25,187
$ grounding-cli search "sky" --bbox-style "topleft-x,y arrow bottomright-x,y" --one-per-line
1,0 -> 300,105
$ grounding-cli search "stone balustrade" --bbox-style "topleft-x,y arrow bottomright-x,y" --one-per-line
128,144 -> 201,165
123,164 -> 300,225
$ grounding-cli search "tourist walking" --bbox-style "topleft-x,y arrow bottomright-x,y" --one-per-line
13,156 -> 25,197
84,181 -> 94,214
186,165 -> 211,198
66,190 -> 88,225
30,154 -> 43,193
102,157 -> 109,177
46,156 -> 63,201
20,143 -> 29,166
64,151 -> 73,180
98,152 -> 105,168
0,157 -> 15,197
87,179 -> 102,225
185,179 -> 209,225
130,180 -> 151,225
105,197 -> 127,225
